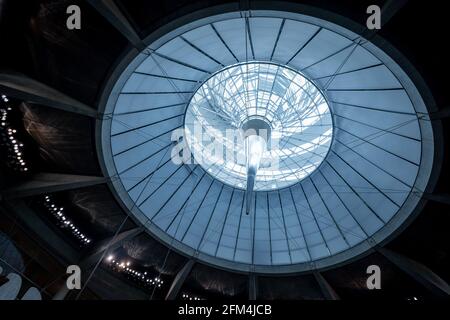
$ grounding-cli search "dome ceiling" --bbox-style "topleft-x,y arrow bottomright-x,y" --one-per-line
98,10 -> 435,273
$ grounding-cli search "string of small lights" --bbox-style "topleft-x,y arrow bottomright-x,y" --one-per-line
0,94 -> 29,173
43,195 -> 92,245
181,293 -> 204,301
406,296 -> 420,302
105,255 -> 164,290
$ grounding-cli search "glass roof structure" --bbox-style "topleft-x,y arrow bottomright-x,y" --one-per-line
98,9 -> 435,273
184,62 -> 333,191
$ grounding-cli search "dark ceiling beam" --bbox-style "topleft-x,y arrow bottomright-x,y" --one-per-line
1,173 -> 109,200
80,227 -> 144,269
2,200 -> 86,300
2,200 -> 148,300
378,247 -> 450,297
248,273 -> 258,300
52,285 -> 71,301
86,0 -> 146,51
422,193 -> 450,206
380,0 -> 409,27
0,72 -> 98,118
429,107 -> 450,120
239,0 -> 250,11
83,266 -> 149,300
165,259 -> 195,300
313,271 -> 340,300
364,0 -> 409,39
54,227 -> 144,300
2,200 -> 80,264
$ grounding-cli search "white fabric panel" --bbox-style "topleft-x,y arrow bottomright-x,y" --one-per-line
336,129 -> 419,183
278,190 -> 309,263
114,91 -> 185,113
122,73 -> 195,93
328,90 -> 414,113
183,181 -> 223,249
327,65 -> 402,90
197,187 -> 234,255
268,192 -> 291,264
113,131 -> 172,173
271,19 -> 320,64
111,114 -> 183,154
302,178 -> 349,254
290,29 -> 353,70
212,19 -> 247,61
137,54 -> 207,81
133,160 -> 183,204
290,184 -> 329,260
216,191 -> 245,260
117,143 -> 171,190
135,54 -> 202,80
156,37 -> 219,72
183,25 -> 237,65
152,170 -> 207,232
167,174 -> 214,239
111,104 -> 184,135
333,104 -> 420,140
327,153 -> 397,223
340,45 -> 381,73
311,173 -> 366,246
305,45 -> 356,79
249,18 -> 283,60
320,163 -> 384,235
234,209 -> 253,264
338,126 -> 420,168
253,192 -> 271,265
334,142 -> 410,206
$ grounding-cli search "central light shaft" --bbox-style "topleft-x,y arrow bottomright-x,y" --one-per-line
184,62 -> 333,192
242,118 -> 271,214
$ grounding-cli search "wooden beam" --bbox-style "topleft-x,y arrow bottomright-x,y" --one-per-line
1,172 -> 108,200
379,247 -> 450,297
165,260 -> 195,300
0,72 -> 98,117
86,0 -> 145,50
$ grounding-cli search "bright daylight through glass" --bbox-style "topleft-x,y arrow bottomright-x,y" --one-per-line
184,62 -> 333,191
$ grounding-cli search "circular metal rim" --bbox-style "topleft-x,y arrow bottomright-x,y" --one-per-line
95,2 -> 440,275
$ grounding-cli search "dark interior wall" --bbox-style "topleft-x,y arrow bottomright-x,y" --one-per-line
0,0 -> 127,106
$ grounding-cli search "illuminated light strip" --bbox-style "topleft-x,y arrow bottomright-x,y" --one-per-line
0,94 -> 29,173
43,195 -> 91,245
105,256 -> 164,289
181,293 -> 203,301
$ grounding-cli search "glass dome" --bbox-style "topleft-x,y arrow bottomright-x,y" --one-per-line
99,8 -> 435,273
184,62 -> 333,191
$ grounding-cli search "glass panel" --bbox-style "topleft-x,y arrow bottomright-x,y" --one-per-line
185,62 -> 333,191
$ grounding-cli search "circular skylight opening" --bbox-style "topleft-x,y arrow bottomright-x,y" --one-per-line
184,62 -> 333,191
